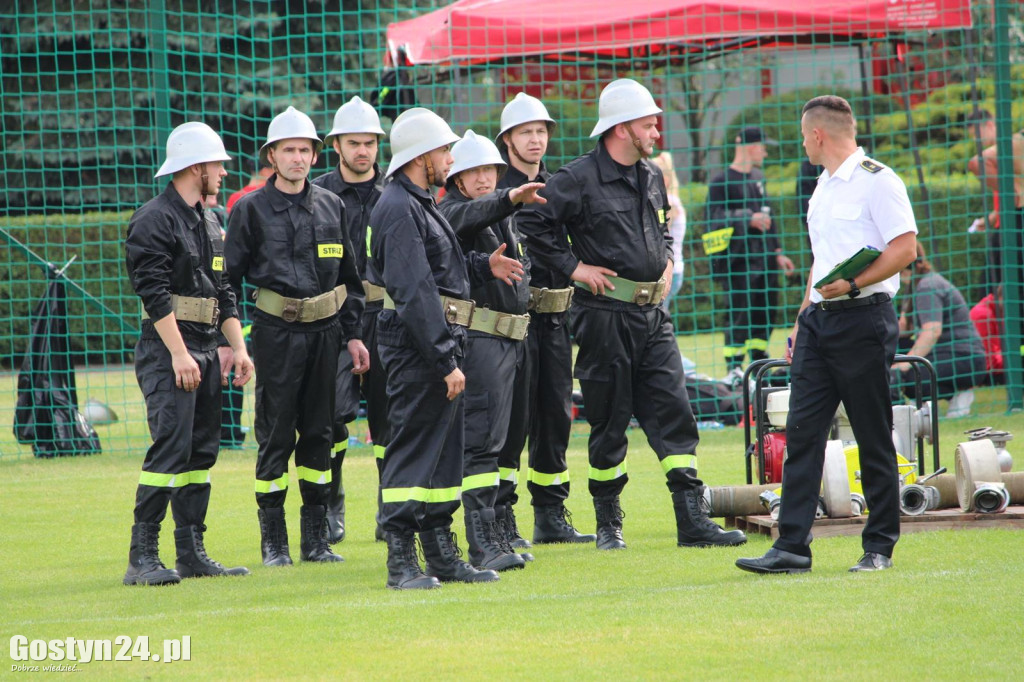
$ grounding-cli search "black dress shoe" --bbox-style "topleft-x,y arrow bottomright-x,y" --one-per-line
735,548 -> 811,574
849,552 -> 893,572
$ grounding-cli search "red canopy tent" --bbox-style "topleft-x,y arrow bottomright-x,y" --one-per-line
386,0 -> 973,67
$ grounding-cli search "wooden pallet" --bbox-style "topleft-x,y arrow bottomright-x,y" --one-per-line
727,505 -> 1024,540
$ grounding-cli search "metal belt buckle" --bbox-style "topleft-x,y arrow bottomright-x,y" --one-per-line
281,299 -> 301,323
209,300 -> 220,325
528,287 -> 545,311
444,303 -> 460,324
633,284 -> 653,306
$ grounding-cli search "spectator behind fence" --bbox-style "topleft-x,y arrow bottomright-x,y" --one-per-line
893,244 -> 987,418
650,152 -> 686,311
970,284 -> 1005,382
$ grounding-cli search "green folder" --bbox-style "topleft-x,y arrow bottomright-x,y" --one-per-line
813,247 -> 881,288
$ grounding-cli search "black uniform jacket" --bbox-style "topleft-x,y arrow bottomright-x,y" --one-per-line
514,142 -> 672,302
368,173 -> 492,379
223,175 -> 364,341
311,163 -> 383,281
438,184 -> 531,315
126,183 -> 238,350
498,156 -> 566,290
705,166 -> 780,273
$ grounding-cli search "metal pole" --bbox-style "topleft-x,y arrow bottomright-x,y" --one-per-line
992,0 -> 1023,411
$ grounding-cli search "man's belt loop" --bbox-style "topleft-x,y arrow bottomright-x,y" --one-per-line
255,285 -> 348,323
527,286 -> 574,313
382,292 -> 475,327
362,280 -> 386,303
140,295 -> 219,326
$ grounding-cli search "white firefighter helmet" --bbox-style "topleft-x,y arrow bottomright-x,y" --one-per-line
259,106 -> 323,164
154,122 -> 231,178
450,130 -> 507,179
589,78 -> 662,138
384,107 -> 460,179
495,92 -> 556,148
324,96 -> 386,147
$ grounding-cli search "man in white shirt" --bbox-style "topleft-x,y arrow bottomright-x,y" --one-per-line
736,95 -> 917,575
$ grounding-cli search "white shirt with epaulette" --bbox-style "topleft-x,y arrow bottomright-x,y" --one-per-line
806,147 -> 918,303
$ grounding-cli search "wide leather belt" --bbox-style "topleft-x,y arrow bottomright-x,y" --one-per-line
362,280 -> 386,303
574,275 -> 668,306
141,295 -> 219,326
255,285 -> 348,323
527,286 -> 574,313
815,292 -> 890,312
383,292 -> 475,327
468,307 -> 530,341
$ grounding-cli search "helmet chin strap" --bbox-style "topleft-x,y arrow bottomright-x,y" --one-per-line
199,163 -> 211,203
423,153 -> 438,187
624,123 -> 651,159
454,175 -> 467,196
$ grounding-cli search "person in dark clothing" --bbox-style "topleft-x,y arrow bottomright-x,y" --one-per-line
369,107 -> 524,589
705,127 -> 795,386
312,96 -> 388,544
224,106 -> 369,567
123,122 -> 253,586
517,78 -> 747,551
737,95 -> 918,576
438,129 -> 546,571
495,92 -> 596,547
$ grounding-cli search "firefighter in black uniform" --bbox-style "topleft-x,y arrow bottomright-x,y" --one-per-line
312,96 -> 388,544
494,93 -> 595,547
124,122 -> 253,585
438,130 -> 546,571
369,107 -> 523,589
705,126 -> 795,385
518,79 -> 747,550
737,96 -> 918,575
224,106 -> 368,567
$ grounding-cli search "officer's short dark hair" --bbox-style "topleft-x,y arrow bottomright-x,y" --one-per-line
802,96 -> 853,117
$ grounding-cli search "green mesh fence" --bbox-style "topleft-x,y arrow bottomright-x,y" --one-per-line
1,0 -> 1021,458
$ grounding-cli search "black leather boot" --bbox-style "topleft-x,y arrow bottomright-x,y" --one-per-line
593,496 -> 627,550
532,504 -> 597,544
174,524 -> 249,578
300,505 -> 344,562
326,456 -> 345,544
465,509 -> 525,571
385,530 -> 440,590
495,505 -> 533,561
123,523 -> 181,586
258,508 -> 293,567
673,488 -> 747,547
420,527 -> 500,583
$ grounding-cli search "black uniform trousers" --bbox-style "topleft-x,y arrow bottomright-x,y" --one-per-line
251,317 -> 342,509
133,333 -> 221,528
722,266 -> 774,364
570,299 -> 703,498
775,302 -> 901,559
463,333 -> 521,511
501,310 -> 574,507
331,305 -> 390,459
378,335 -> 465,533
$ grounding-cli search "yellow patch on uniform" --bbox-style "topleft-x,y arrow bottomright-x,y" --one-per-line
318,244 -> 345,258
860,159 -> 883,174
701,227 -> 734,255
211,256 -> 224,271
658,208 -> 666,223
365,226 -> 373,258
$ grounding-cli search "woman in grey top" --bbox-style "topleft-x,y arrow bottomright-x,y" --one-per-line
893,244 -> 987,417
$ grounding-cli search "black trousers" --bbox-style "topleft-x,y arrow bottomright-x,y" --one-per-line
251,319 -> 342,509
775,302 -> 900,559
722,268 -> 773,363
133,334 -> 220,528
463,333 -> 521,511
501,310 -> 574,508
570,300 -> 702,498
898,342 -> 987,400
378,335 -> 464,533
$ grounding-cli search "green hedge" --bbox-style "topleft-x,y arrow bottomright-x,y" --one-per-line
1,211 -> 138,367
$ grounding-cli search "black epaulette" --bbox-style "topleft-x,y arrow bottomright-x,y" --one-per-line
860,159 -> 883,174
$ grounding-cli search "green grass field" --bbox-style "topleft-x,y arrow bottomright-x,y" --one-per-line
2,352 -> 1023,680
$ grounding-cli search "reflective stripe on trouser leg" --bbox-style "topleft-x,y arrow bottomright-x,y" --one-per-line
255,472 -> 289,494
589,460 -> 627,482
524,310 -> 573,507
373,444 -> 386,460
528,467 -> 570,487
378,340 -> 465,533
